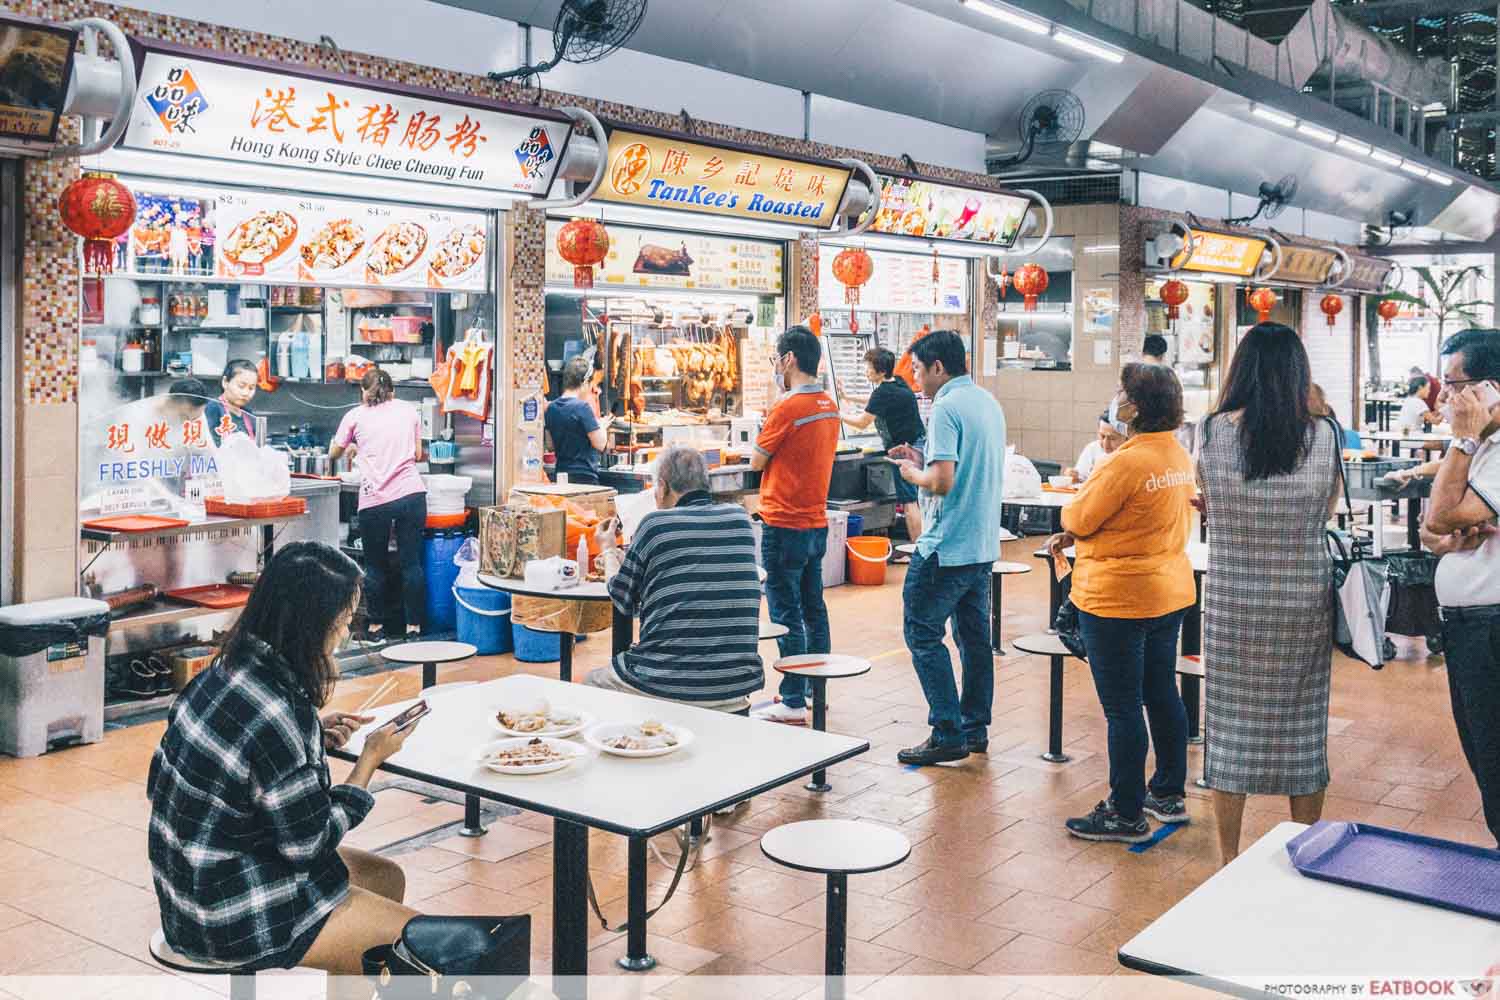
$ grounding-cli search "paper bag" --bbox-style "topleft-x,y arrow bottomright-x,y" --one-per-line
480,505 -> 565,579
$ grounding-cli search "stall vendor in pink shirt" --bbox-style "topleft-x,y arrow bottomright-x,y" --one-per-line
330,369 -> 428,642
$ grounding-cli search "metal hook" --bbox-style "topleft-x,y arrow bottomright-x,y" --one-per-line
317,34 -> 348,75
679,109 -> 696,135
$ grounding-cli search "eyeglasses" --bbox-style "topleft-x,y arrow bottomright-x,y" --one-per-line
1443,377 -> 1487,389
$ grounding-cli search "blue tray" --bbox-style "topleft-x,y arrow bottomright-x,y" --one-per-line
1286,820 -> 1500,921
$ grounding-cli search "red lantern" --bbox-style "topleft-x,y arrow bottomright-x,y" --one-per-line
1320,294 -> 1344,330
1160,279 -> 1190,322
806,312 -> 822,336
996,262 -> 1010,300
1377,298 -> 1400,329
555,218 -> 610,289
58,172 -> 136,275
1011,262 -> 1049,312
1247,287 -> 1278,323
832,247 -> 875,328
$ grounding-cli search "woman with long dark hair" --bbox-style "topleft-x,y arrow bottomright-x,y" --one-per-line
1197,322 -> 1341,862
147,542 -> 420,973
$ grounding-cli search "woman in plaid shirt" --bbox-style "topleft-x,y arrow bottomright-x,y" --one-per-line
147,542 -> 421,973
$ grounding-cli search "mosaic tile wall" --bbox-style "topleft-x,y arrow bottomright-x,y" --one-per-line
794,234 -> 820,325
509,207 -> 546,390
21,121 -> 80,404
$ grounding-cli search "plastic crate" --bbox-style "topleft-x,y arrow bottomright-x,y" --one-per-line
205,496 -> 308,519
1342,456 -> 1419,491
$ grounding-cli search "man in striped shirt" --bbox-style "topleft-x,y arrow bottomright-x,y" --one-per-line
588,447 -> 764,710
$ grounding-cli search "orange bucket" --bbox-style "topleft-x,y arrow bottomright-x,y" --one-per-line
846,536 -> 892,586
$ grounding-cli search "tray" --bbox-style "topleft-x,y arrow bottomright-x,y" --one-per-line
82,514 -> 191,533
1286,820 -> 1500,921
162,584 -> 253,609
205,496 -> 307,518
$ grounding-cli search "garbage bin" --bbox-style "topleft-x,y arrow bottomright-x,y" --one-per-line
0,597 -> 111,757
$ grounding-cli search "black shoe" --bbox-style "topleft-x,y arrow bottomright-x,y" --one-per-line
113,660 -> 161,700
148,654 -> 174,695
897,737 -> 969,767
1065,801 -> 1151,843
964,736 -> 989,754
1143,793 -> 1190,824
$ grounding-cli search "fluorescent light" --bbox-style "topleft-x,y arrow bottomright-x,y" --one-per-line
1428,171 -> 1454,186
1336,136 -> 1373,156
1296,122 -> 1337,143
1053,30 -> 1125,63
1371,149 -> 1403,166
1399,161 -> 1429,177
961,0 -> 1050,34
1251,105 -> 1297,129
1083,244 -> 1120,253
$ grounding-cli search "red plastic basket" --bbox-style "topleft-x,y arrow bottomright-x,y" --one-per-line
205,496 -> 307,519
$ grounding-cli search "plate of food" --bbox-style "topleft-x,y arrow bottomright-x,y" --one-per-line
429,224 -> 487,284
366,221 -> 428,281
584,720 -> 694,758
475,737 -> 587,775
491,700 -> 593,739
300,218 -> 365,274
222,209 -> 298,269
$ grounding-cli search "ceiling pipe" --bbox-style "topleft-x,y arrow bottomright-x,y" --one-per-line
53,17 -> 135,159
531,107 -> 608,210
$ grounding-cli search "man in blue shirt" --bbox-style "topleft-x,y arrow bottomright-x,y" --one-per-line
544,356 -> 611,485
892,329 -> 1007,765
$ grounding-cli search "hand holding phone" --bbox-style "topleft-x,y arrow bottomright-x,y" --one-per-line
385,699 -> 430,731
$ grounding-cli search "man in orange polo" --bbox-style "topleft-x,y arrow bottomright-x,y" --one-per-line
750,325 -> 840,724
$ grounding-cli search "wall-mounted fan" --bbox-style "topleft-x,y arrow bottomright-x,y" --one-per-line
990,89 -> 1085,171
491,0 -> 648,83
1225,174 -> 1298,226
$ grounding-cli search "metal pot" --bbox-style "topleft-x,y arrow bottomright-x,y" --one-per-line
293,450 -> 332,477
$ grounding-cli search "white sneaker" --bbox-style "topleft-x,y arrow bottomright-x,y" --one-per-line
753,702 -> 808,725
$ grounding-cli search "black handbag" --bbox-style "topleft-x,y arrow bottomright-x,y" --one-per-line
362,915 -> 531,1000
1053,597 -> 1088,660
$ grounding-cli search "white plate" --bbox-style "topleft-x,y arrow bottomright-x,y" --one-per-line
490,708 -> 594,739
474,737 -> 587,775
584,722 -> 695,758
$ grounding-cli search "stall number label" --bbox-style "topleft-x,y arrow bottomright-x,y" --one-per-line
46,641 -> 87,672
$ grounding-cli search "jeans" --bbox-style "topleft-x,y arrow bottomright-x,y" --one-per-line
1078,608 -> 1188,822
761,524 -> 830,709
903,552 -> 993,747
359,491 -> 428,634
1441,604 -> 1500,845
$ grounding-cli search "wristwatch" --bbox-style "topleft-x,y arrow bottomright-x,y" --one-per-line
1455,437 -> 1481,456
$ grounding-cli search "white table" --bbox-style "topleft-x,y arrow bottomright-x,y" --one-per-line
338,675 -> 868,983
380,640 -> 476,691
1120,822 -> 1500,991
477,572 -> 614,683
1003,490 -> 1074,536
1364,429 -> 1449,458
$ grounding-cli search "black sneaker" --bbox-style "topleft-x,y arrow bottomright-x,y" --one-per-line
897,737 -> 969,767
1143,793 -> 1190,824
1065,801 -> 1151,844
113,660 -> 161,700
148,654 -> 174,695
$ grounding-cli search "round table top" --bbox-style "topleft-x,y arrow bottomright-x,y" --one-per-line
380,641 -> 477,665
760,819 -> 911,875
772,653 -> 872,679
477,572 -> 611,601
1011,632 -> 1074,657
895,543 -> 917,556
759,622 -> 790,641
1177,656 -> 1205,677
1003,492 -> 1073,508
992,561 -> 1033,575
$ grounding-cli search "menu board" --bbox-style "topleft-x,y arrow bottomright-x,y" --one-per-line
0,17 -> 76,142
826,332 -> 874,402
862,176 -> 1029,249
1172,229 -> 1267,278
819,249 -> 968,314
1273,245 -> 1340,286
1148,278 -> 1216,365
545,221 -> 783,294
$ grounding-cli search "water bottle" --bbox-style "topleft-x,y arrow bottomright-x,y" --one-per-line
523,434 -> 543,483
576,534 -> 591,580
291,331 -> 310,380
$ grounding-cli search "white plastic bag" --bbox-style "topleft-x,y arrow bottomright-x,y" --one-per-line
1003,446 -> 1042,499
453,537 -> 482,590
218,434 -> 292,502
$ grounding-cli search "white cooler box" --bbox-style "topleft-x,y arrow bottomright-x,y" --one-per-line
749,509 -> 849,588
0,597 -> 110,757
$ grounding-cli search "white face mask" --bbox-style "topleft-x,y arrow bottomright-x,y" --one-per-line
1107,395 -> 1131,437
773,355 -> 788,393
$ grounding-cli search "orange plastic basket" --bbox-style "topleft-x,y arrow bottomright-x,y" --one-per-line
205,496 -> 307,519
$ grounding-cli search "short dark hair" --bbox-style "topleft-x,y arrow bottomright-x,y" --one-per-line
910,329 -> 968,376
1143,334 -> 1169,359
222,359 -> 257,384
865,347 -> 896,379
777,325 -> 821,376
1121,362 -> 1183,432
1440,328 -> 1500,381
562,355 -> 593,390
168,377 -> 210,399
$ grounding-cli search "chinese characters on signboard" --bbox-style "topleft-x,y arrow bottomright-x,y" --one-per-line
1171,229 -> 1269,278
1272,245 -> 1341,286
0,17 -> 76,142
544,221 -> 783,294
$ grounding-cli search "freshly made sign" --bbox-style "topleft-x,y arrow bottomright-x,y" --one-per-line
121,43 -> 571,196
545,220 -> 782,294
0,17 -> 77,142
1273,245 -> 1341,286
1172,229 -> 1268,278
594,129 -> 852,229
864,176 -> 1029,249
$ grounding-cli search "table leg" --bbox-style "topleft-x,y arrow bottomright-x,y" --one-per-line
560,632 -> 574,684
806,677 -> 831,792
612,606 -> 633,658
552,818 -> 590,992
617,837 -> 656,972
1408,496 -> 1421,551
1182,674 -> 1202,744
260,523 -> 274,569
991,572 -> 1004,654
458,793 -> 487,838
1042,654 -> 1070,763
421,661 -> 436,690
825,873 -> 847,1000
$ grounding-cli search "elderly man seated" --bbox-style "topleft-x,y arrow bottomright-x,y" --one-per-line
589,446 -> 764,712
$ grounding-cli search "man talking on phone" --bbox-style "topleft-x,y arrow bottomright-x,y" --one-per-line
1423,328 -> 1500,846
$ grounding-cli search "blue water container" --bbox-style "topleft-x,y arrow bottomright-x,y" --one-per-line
846,513 -> 864,540
512,623 -> 560,663
422,530 -> 468,633
454,585 -> 512,655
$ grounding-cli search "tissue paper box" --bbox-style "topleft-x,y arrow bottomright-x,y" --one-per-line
480,505 -> 565,579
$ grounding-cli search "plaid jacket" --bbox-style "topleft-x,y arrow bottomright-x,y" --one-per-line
146,636 -> 374,965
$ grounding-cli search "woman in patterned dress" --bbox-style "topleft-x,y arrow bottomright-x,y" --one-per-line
1197,323 -> 1341,863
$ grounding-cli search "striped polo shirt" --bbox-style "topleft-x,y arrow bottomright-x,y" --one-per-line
607,492 -> 764,702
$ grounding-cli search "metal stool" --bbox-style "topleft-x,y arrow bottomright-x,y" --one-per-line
990,560 -> 1033,654
771,654 -> 870,792
761,820 -> 910,1000
759,622 -> 790,642
380,640 -> 478,691
150,928 -> 258,1000
1012,632 -> 1080,763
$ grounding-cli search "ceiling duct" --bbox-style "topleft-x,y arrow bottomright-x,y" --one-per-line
1278,0 -> 1448,107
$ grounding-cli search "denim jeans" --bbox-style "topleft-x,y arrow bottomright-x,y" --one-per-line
761,524 -> 830,709
1441,604 -> 1500,846
1078,608 -> 1188,822
902,552 -> 993,747
358,491 -> 428,634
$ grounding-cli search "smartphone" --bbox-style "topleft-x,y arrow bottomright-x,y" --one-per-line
385,700 -> 429,731
1477,381 -> 1500,411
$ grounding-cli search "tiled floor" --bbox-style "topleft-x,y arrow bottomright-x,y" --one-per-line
0,537 -> 1481,997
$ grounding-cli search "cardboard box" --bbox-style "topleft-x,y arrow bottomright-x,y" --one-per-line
511,596 -> 612,634
170,645 -> 218,691
507,483 -> 617,520
479,505 -> 566,579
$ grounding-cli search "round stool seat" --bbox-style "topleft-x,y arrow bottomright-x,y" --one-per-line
772,653 -> 871,679
759,622 -> 790,641
895,543 -> 917,556
992,561 -> 1032,575
380,641 -> 477,665
150,929 -> 254,973
762,820 -> 911,875
1012,632 -> 1074,657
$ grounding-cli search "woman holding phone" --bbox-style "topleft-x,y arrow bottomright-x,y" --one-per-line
147,542 -> 424,974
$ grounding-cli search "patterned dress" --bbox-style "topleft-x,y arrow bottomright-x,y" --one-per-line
1197,415 -> 1338,796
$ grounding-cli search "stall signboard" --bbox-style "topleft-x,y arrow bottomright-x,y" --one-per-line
0,17 -> 77,141
594,129 -> 852,229
1272,245 -> 1341,286
1340,254 -> 1397,295
81,398 -> 222,517
1172,229 -> 1267,278
545,220 -> 782,294
863,176 -> 1029,249
818,249 -> 968,313
121,43 -> 571,196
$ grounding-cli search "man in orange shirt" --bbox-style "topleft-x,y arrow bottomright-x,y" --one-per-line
750,326 -> 840,724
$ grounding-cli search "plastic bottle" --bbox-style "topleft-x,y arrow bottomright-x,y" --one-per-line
291,330 -> 310,380
576,534 -> 590,580
522,434 -> 544,483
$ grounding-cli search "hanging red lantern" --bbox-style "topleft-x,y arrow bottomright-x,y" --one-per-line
832,247 -> 874,328
1159,279 -> 1190,323
806,312 -> 822,336
1011,262 -> 1049,312
1247,286 -> 1278,323
555,218 -> 611,289
1377,298 -> 1400,329
997,262 -> 1010,300
58,172 -> 136,275
1320,294 -> 1344,330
